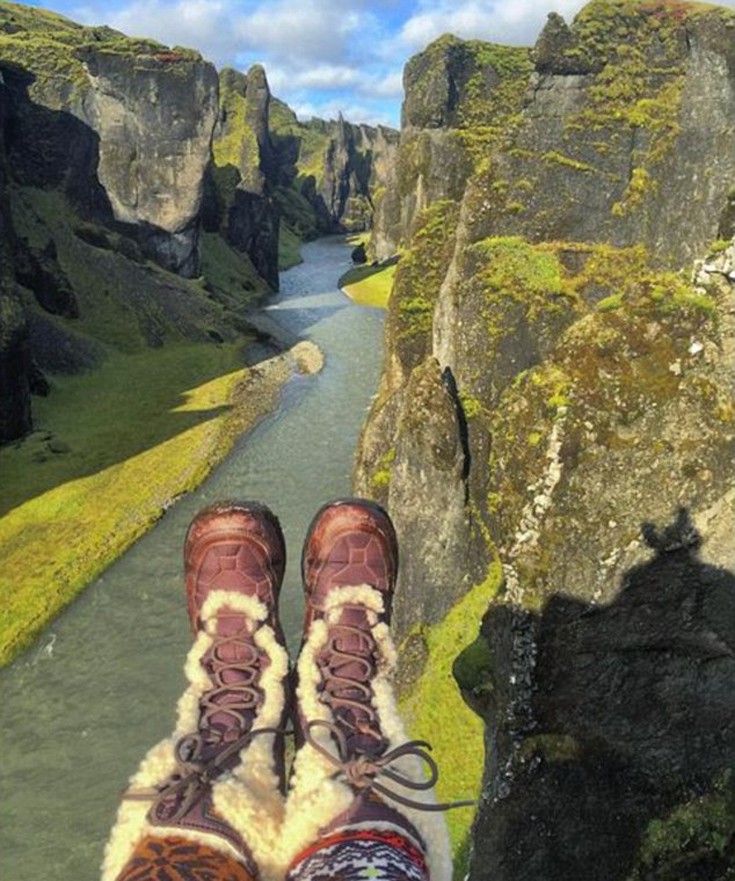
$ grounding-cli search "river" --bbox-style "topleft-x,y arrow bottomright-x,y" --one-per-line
0,237 -> 386,881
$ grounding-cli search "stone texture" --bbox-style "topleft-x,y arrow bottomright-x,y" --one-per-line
212,66 -> 279,289
81,49 -> 218,275
0,74 -> 31,443
355,4 -> 735,876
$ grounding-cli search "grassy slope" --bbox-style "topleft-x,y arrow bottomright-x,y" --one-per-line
339,262 -> 397,309
0,180 -> 283,665
0,339 -> 291,666
398,562 -> 503,868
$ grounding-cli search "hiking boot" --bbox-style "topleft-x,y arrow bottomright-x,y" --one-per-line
301,497 -> 398,626
283,499 -> 454,880
117,500 -> 289,866
299,498 -> 398,759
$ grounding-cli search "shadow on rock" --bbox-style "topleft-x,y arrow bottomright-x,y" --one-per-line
459,509 -> 735,881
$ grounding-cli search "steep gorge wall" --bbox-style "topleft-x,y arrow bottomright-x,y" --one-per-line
0,6 -> 218,275
270,101 -> 399,240
357,2 -> 735,877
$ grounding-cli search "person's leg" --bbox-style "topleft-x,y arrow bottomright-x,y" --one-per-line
283,500 -> 452,881
102,502 -> 290,881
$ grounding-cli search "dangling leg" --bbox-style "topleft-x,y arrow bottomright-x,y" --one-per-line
103,502 -> 290,881
283,500 -> 453,881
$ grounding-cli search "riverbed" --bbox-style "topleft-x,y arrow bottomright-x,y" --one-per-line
0,237 -> 386,881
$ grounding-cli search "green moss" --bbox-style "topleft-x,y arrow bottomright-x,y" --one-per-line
626,770 -> 735,880
459,391 -> 483,420
0,340 -> 273,666
563,2 -> 705,202
392,200 -> 460,343
370,447 -> 396,491
0,2 -> 197,102
542,151 -> 598,173
456,42 -> 533,169
213,69 -> 260,189
469,236 -> 579,347
339,261 -> 397,309
612,166 -> 654,216
597,292 -> 624,311
399,561 -> 503,859
708,238 -> 732,255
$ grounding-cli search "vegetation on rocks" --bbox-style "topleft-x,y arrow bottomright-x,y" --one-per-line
392,200 -> 459,342
399,561 -> 503,866
0,339 -> 295,666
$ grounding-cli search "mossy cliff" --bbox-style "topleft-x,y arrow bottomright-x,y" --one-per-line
356,2 -> 735,877
0,1 -> 282,445
209,65 -> 280,289
0,1 -> 216,276
269,101 -> 398,242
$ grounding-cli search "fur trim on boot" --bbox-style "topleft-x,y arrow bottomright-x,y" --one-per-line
101,591 -> 289,881
281,585 -> 452,881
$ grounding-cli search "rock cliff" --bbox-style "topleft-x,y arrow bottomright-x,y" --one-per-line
210,65 -> 280,289
0,1 -> 274,443
0,74 -> 31,442
270,101 -> 399,240
0,4 -> 217,275
356,2 -> 735,877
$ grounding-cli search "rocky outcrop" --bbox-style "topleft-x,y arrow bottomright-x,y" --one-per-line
211,65 -> 279,289
464,513 -> 735,881
270,101 -> 398,240
0,5 -> 217,276
370,35 -> 531,260
356,3 -> 735,877
0,68 -> 30,443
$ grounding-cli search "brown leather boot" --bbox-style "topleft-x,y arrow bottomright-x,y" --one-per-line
283,499 -> 453,881
103,501 -> 290,881
298,498 -> 398,756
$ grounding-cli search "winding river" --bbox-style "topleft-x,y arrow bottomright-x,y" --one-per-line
0,237 -> 386,881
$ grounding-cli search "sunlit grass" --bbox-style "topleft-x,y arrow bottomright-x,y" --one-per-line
0,341 -> 285,666
339,262 -> 397,309
398,561 -> 503,867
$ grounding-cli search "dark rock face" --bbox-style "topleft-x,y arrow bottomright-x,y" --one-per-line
468,515 -> 735,881
355,3 -> 735,876
269,99 -> 398,242
0,11 -> 218,277
0,283 -> 32,443
212,66 -> 279,289
0,75 -> 31,443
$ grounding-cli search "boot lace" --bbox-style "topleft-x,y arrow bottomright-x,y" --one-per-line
311,616 -> 475,812
124,616 -> 279,822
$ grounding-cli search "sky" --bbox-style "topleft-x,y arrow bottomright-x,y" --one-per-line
28,0 -> 735,128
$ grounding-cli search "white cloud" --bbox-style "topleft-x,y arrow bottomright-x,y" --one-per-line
398,0 -> 588,52
370,69 -> 404,99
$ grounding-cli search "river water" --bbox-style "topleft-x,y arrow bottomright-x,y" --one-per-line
0,237 -> 386,881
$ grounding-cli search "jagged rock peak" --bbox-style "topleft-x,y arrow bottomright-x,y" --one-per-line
401,32 -> 532,130
533,0 -> 735,75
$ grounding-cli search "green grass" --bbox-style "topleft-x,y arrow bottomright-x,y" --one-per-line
278,221 -> 303,270
399,561 -> 503,866
0,339 -> 286,666
199,231 -> 269,302
339,262 -> 397,308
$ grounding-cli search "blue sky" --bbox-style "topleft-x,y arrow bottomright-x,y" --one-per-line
27,0 -> 735,128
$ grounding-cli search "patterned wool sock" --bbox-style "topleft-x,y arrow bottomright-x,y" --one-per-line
114,834 -> 256,881
286,826 -> 429,881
